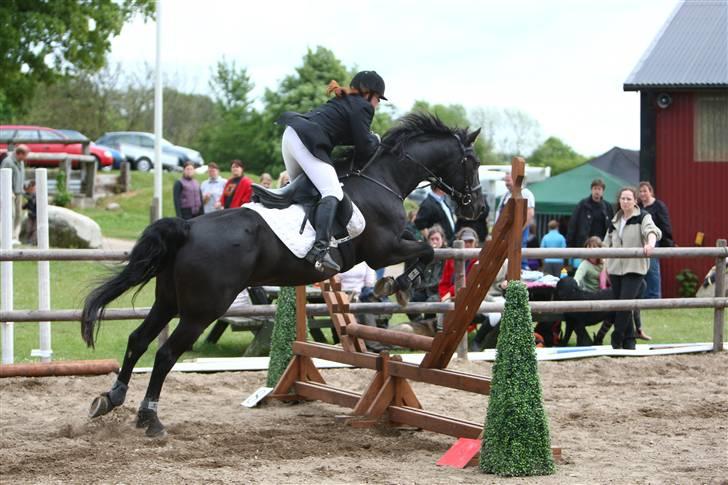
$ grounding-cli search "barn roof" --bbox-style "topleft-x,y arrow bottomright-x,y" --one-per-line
588,147 -> 640,185
624,0 -> 728,91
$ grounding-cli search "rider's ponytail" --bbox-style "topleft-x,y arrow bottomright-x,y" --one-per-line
327,80 -> 361,98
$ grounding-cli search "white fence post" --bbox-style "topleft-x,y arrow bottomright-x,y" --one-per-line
33,169 -> 52,362
1,168 -> 14,364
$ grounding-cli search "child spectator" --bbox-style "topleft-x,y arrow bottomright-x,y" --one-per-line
540,219 -> 566,276
21,180 -> 37,244
574,236 -> 605,291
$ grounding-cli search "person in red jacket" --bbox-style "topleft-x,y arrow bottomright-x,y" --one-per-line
219,159 -> 252,209
438,227 -> 480,300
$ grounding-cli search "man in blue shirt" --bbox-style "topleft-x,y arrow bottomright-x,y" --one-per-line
540,219 -> 566,276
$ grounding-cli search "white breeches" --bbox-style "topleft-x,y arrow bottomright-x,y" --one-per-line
281,126 -> 343,201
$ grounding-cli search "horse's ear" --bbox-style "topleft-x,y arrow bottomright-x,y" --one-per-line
466,128 -> 481,146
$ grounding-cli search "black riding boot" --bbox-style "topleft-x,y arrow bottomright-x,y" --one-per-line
305,196 -> 341,272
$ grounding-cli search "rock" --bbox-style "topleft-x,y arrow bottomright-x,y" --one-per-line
106,202 -> 121,211
48,206 -> 103,249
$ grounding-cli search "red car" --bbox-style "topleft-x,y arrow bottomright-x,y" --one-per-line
0,125 -> 114,168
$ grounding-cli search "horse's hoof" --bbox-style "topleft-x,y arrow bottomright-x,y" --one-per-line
88,394 -> 113,418
145,418 -> 167,438
136,409 -> 154,429
374,277 -> 396,297
395,289 -> 410,307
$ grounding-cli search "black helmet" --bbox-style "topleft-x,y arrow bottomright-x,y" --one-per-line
350,70 -> 387,100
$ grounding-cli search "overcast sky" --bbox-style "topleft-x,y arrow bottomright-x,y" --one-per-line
108,0 -> 678,157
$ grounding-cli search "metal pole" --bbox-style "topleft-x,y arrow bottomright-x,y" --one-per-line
35,170 -> 52,362
154,0 -> 167,346
153,0 -> 163,222
453,240 -> 468,359
1,168 -> 14,364
713,239 -> 726,352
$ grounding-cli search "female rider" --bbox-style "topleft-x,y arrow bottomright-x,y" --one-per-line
276,71 -> 387,272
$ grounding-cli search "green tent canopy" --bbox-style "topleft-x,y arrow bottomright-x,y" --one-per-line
528,164 -> 630,215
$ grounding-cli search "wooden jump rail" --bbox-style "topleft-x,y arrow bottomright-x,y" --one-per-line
269,157 -> 529,439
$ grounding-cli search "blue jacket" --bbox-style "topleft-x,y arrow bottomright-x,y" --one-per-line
540,229 -> 566,263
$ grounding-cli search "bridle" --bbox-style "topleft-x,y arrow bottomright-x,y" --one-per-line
341,134 -> 480,206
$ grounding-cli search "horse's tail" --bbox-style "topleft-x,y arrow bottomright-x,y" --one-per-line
81,218 -> 190,348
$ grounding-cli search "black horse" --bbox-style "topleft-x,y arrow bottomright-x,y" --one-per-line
81,112 -> 484,437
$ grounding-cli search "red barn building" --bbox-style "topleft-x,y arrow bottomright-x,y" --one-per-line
624,0 -> 728,297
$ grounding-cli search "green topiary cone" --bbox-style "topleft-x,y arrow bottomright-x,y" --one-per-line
266,286 -> 298,387
480,280 -> 555,476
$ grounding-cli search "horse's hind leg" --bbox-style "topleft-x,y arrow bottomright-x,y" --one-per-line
136,317 -> 209,438
89,300 -> 176,418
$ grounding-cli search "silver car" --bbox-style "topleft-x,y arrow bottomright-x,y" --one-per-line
95,132 -> 204,172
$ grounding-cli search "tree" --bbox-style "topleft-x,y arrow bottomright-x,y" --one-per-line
197,60 -> 262,170
528,136 -> 587,175
500,108 -> 542,157
0,0 -> 154,119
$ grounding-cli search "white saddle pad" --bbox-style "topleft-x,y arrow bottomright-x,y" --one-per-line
244,201 -> 366,259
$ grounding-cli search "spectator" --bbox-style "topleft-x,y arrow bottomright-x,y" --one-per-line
0,144 -> 29,243
404,209 -> 425,242
338,261 -> 386,352
173,162 -> 202,220
574,236 -> 604,292
277,171 -> 290,188
540,219 -> 567,276
415,186 -> 456,244
21,180 -> 37,244
603,186 -> 661,349
567,178 -> 614,249
260,173 -> 273,188
220,159 -> 253,209
408,225 -> 447,322
638,181 -> 674,299
438,227 -> 480,301
495,172 -> 535,268
200,162 -> 226,214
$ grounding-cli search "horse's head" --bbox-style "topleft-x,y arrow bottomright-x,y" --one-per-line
382,113 -> 485,220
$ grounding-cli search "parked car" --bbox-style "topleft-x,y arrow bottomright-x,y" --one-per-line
58,129 -> 126,170
95,132 -> 203,172
0,125 -> 114,168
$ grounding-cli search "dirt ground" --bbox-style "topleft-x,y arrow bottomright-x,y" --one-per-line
1,353 -> 726,484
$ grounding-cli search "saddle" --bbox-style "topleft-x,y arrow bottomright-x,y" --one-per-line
251,175 -> 354,242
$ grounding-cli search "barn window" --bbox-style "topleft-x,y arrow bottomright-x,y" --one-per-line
694,93 -> 728,162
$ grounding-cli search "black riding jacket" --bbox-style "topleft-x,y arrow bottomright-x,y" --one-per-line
278,94 -> 379,165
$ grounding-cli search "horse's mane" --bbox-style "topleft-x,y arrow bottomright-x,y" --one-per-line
382,112 -> 468,155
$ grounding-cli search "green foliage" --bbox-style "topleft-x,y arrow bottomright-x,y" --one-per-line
198,60 -> 263,171
53,171 -> 71,207
529,136 -> 587,175
266,287 -> 298,387
676,268 -> 699,297
481,281 -> 555,477
0,0 -> 154,119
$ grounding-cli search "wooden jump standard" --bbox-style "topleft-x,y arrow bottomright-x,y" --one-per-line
270,158 -> 528,440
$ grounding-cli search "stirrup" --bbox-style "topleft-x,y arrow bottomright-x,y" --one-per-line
306,245 -> 340,272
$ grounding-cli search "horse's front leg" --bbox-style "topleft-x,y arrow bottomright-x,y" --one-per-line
369,236 -> 434,305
